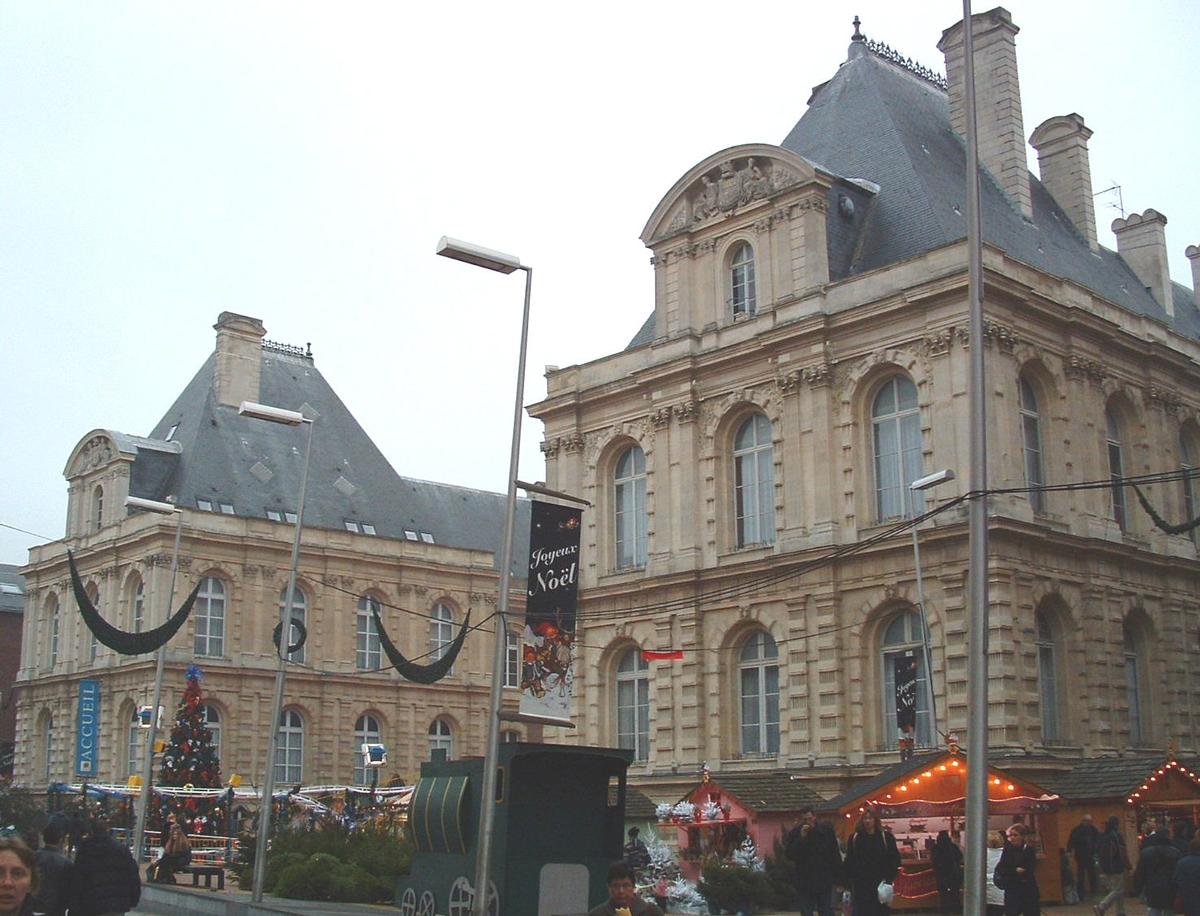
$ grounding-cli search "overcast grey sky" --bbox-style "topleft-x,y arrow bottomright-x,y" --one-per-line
2,1 -> 1197,566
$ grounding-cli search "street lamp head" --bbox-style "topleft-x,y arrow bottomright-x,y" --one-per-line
436,236 -> 522,274
125,496 -> 181,515
911,468 -> 956,491
239,401 -> 307,426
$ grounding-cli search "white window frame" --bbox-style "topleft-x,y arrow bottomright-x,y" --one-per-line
356,595 -> 381,671
280,586 -> 308,664
616,648 -> 650,762
194,576 -> 226,658
127,708 -> 143,778
739,631 -> 780,756
729,242 -> 757,317
504,628 -> 520,688
614,446 -> 647,569
274,709 -> 304,786
733,413 -> 775,547
873,377 -> 923,522
353,713 -> 382,785
1036,611 -> 1059,743
132,579 -> 145,633
881,612 -> 932,749
1107,409 -> 1126,530
1124,623 -> 1143,745
202,704 -> 222,760
93,485 -> 104,532
428,719 -> 453,759
429,602 -> 455,674
1019,376 -> 1045,513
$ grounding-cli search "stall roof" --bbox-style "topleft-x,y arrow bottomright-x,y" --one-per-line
687,769 -> 826,814
616,787 -> 660,821
1034,755 -> 1200,802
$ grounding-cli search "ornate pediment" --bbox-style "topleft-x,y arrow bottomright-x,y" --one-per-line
642,144 -> 825,245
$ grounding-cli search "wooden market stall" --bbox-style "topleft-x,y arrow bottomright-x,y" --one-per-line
818,751 -> 1061,908
656,768 -> 825,879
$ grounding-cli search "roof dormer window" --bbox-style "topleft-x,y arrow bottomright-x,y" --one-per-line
729,242 -> 757,317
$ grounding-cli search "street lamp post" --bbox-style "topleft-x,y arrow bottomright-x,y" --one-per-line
240,401 -> 315,904
436,236 -> 530,916
907,469 -> 955,747
126,495 -> 183,866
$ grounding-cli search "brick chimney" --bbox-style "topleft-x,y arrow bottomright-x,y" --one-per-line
938,7 -> 1033,220
1112,210 -> 1173,316
213,312 -> 267,408
1029,114 -> 1098,251
1187,246 -> 1200,309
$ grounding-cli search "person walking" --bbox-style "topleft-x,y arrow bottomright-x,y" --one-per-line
1068,814 -> 1100,901
0,838 -> 36,916
1174,835 -> 1200,916
1133,822 -> 1180,916
1094,816 -> 1130,916
29,823 -> 72,916
843,809 -> 900,916
69,816 -> 141,916
994,824 -> 1040,916
588,861 -> 664,916
785,807 -> 843,916
931,830 -> 964,913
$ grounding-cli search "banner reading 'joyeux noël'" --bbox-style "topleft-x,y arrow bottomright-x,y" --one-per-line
519,500 -> 583,725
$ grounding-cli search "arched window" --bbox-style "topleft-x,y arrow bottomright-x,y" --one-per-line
93,485 -> 104,533
279,586 -> 307,664
1181,432 -> 1198,543
429,602 -> 455,674
353,714 -> 382,785
1035,610 -> 1059,743
131,579 -> 145,633
729,243 -> 757,317
881,612 -> 931,748
615,648 -> 650,763
127,705 -> 143,777
504,628 -> 520,688
201,705 -> 222,759
356,595 -> 381,671
1106,409 -> 1126,530
1019,376 -> 1045,513
873,377 -> 923,521
194,577 -> 226,657
428,719 -> 453,760
42,713 -> 55,782
86,584 -> 100,664
733,413 -> 775,547
614,446 -> 647,569
739,631 -> 780,756
1124,621 -> 1144,745
274,709 -> 304,786
46,596 -> 60,668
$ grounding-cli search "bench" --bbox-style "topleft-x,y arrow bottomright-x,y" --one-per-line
182,864 -> 225,890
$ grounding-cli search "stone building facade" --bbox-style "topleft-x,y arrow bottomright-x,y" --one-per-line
13,313 -> 530,790
530,8 -> 1200,792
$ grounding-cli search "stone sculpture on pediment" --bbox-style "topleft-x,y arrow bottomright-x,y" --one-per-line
78,436 -> 114,472
688,156 -> 804,228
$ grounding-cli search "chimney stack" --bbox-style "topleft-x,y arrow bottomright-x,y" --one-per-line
213,312 -> 267,408
1112,210 -> 1173,317
938,7 -> 1033,220
1029,114 -> 1098,251
1187,246 -> 1200,309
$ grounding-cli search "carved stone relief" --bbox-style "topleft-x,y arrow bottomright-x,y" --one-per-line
803,363 -> 834,387
670,157 -> 805,233
78,436 -> 114,473
651,408 -> 673,429
954,320 -> 1017,353
1063,354 -> 1107,385
674,400 -> 700,424
1148,386 -> 1182,414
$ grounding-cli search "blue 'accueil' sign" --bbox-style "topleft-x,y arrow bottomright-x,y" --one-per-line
75,679 -> 101,777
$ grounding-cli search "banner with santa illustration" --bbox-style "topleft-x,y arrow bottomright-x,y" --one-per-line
519,500 -> 582,724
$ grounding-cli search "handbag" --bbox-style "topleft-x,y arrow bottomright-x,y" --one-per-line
877,880 -> 895,905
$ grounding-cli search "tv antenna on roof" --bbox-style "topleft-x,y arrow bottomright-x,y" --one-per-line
1094,182 -> 1125,219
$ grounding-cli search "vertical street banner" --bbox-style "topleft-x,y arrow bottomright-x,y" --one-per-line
894,654 -> 917,759
75,678 -> 101,777
519,500 -> 583,724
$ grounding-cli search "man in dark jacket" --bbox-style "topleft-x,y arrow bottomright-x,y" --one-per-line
1174,835 -> 1200,916
1095,816 -> 1130,916
1135,825 -> 1181,916
69,816 -> 141,916
785,808 -> 843,916
1068,814 -> 1100,901
31,822 -> 73,916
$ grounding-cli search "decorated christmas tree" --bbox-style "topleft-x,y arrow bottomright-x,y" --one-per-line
160,664 -> 222,788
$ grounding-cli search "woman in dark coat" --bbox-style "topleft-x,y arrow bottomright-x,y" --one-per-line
993,824 -> 1039,916
931,830 -> 964,913
843,808 -> 901,916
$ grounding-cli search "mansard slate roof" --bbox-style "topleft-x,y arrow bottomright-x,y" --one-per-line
123,348 -> 528,566
0,564 -> 24,615
626,40 -> 1198,350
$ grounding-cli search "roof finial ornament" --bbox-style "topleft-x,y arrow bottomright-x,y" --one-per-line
852,15 -> 865,42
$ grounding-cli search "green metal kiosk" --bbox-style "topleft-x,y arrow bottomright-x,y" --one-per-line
396,743 -> 633,916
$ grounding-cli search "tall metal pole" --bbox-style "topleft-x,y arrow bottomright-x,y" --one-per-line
961,1 -> 992,912
131,510 -> 183,865
472,264 -> 532,916
907,488 -> 939,746
251,416 -> 314,903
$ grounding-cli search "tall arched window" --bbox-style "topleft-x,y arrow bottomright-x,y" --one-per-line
86,584 -> 100,664
430,602 -> 455,673
194,576 -> 226,657
42,713 -> 55,782
1106,409 -> 1126,530
504,628 -> 520,688
353,714 -> 382,785
873,377 -> 923,521
739,631 -> 780,756
1181,432 -> 1198,543
881,611 -> 931,748
615,648 -> 650,762
614,446 -> 647,569
1035,610 -> 1059,743
274,709 -> 304,786
46,596 -> 60,668
733,413 -> 775,547
356,595 -> 381,671
201,705 -> 222,759
1019,376 -> 1045,513
93,485 -> 104,533
131,579 -> 145,633
729,243 -> 757,317
1124,621 -> 1144,746
279,586 -> 307,664
127,708 -> 143,778
428,719 -> 453,760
